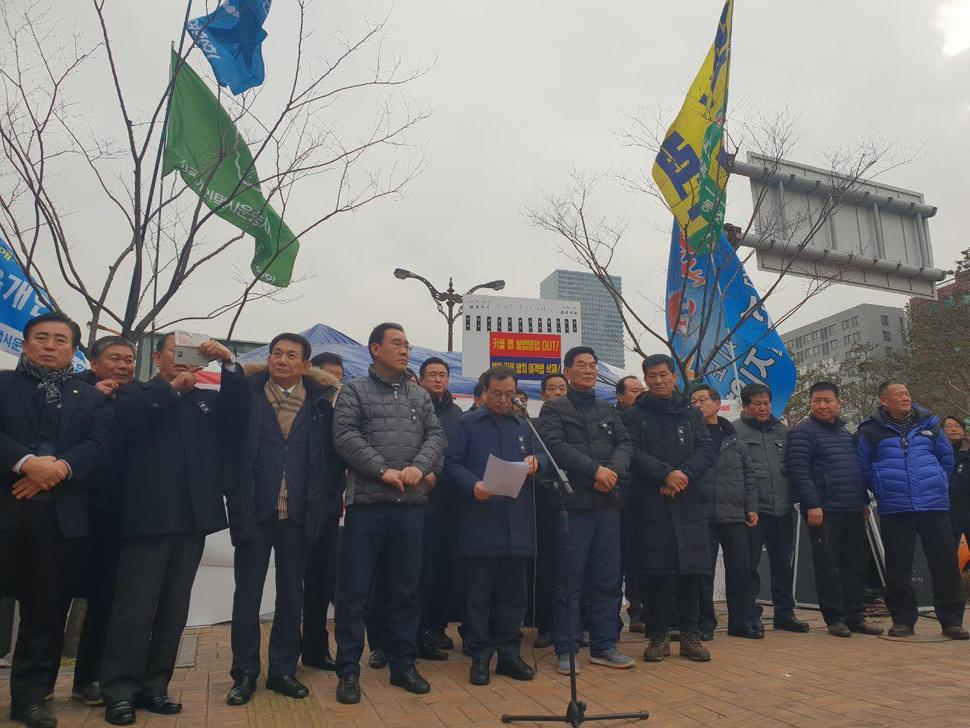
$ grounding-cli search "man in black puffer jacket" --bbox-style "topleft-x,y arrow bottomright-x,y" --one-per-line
690,385 -> 760,641
786,381 -> 883,638
622,354 -> 716,663
538,346 -> 633,675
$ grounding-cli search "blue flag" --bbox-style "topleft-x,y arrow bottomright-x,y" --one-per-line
186,0 -> 272,95
0,239 -> 87,371
665,221 -> 795,418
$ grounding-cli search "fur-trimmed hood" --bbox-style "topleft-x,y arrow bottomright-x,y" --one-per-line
242,361 -> 341,403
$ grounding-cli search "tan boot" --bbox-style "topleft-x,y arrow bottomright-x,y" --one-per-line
642,635 -> 671,662
679,632 -> 711,662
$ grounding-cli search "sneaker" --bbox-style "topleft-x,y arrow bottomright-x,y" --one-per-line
678,633 -> 711,662
556,653 -> 581,675
589,647 -> 635,669
643,636 -> 670,662
389,665 -> 431,695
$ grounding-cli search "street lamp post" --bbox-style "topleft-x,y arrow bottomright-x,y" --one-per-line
393,268 -> 505,352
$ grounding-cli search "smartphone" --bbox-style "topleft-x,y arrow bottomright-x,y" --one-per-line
173,330 -> 211,368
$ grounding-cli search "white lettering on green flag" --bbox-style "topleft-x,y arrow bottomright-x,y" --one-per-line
162,49 -> 299,286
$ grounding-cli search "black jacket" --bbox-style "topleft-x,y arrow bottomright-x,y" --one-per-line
622,392 -> 716,575
113,365 -> 248,538
427,390 -> 463,519
0,370 -> 112,539
949,442 -> 970,532
702,418 -> 758,524
227,365 -> 343,546
537,389 -> 632,510
444,407 -> 537,557
786,415 -> 867,512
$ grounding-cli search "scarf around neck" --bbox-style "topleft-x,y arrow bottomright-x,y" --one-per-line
16,354 -> 74,441
264,377 -> 306,519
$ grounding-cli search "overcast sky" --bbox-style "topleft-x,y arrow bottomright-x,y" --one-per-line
5,0 -> 970,372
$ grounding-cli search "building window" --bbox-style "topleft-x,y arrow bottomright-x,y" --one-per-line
497,317 -> 503,332
822,342 -> 830,355
547,318 -> 552,333
465,315 -> 471,331
886,346 -> 893,354
842,319 -> 850,331
517,317 -> 523,332
851,316 -> 859,327
883,330 -> 891,342
556,319 -> 562,333
528,317 -> 533,333
881,315 -> 889,326
843,335 -> 850,345
537,318 -> 543,333
486,316 -> 492,332
476,316 -> 481,332
853,332 -> 861,343
572,318 -> 578,332
508,317 -> 513,332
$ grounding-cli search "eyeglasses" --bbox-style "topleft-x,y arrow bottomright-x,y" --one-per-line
487,391 -> 516,400
570,363 -> 597,372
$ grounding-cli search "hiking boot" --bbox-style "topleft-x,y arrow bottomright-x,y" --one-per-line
589,647 -> 635,669
643,636 -> 670,662
678,633 -> 711,662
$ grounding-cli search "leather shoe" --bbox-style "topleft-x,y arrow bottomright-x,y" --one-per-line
427,627 -> 454,651
469,658 -> 490,686
10,703 -> 57,728
727,626 -> 764,639
848,621 -> 884,636
773,615 -> 810,633
104,700 -> 136,726
136,695 -> 181,715
888,623 -> 914,637
419,642 -> 449,661
389,665 -> 431,695
302,652 -> 337,671
336,675 -> 361,705
71,681 -> 104,706
827,622 -> 852,638
698,629 -> 714,642
367,649 -> 388,669
226,675 -> 257,706
943,625 -> 970,640
534,631 -> 553,649
266,675 -> 309,699
495,657 -> 535,681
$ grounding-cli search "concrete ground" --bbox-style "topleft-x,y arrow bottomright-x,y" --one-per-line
3,609 -> 970,728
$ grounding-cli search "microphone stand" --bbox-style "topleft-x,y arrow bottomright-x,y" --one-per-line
503,403 -> 649,728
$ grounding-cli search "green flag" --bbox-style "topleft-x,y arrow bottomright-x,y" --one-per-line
162,49 -> 299,286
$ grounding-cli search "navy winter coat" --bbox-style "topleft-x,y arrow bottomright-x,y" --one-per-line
948,442 -> 970,534
444,407 -> 538,558
621,393 -> 716,575
856,406 -> 955,515
786,416 -> 867,512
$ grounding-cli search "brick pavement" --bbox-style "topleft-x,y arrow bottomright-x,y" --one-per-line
4,609 -> 970,727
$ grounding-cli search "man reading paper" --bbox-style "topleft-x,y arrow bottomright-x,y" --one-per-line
444,366 -> 541,687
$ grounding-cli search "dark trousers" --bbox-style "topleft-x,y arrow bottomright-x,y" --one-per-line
553,509 -> 621,656
73,509 -> 121,687
364,572 -> 390,652
334,503 -> 423,677
464,556 -> 528,661
699,522 -> 753,632
302,512 -> 340,662
100,532 -> 205,703
231,517 -> 308,679
747,512 -> 796,620
880,511 -> 966,628
645,574 -> 701,638
528,510 -> 556,634
805,510 -> 868,627
4,501 -> 73,708
418,516 -> 447,639
621,507 -> 641,615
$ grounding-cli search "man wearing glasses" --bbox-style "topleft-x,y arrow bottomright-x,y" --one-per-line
331,323 -> 445,704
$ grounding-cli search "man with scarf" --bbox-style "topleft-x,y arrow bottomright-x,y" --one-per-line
226,333 -> 342,705
857,381 -> 968,639
0,312 -> 111,728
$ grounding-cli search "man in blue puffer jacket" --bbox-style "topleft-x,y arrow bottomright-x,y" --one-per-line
787,382 -> 882,638
856,380 -> 968,639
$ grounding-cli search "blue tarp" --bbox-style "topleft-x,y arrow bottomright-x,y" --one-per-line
237,323 -> 621,402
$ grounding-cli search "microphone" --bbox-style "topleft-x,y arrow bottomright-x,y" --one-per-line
512,395 -> 526,410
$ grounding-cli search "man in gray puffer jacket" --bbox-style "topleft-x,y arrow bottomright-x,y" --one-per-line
691,386 -> 761,640
331,323 -> 445,705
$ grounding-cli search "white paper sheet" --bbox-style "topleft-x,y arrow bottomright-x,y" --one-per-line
482,454 -> 530,498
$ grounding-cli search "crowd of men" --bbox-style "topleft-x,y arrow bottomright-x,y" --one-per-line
1,312 -> 968,728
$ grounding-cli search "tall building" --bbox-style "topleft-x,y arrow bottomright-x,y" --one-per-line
779,303 -> 907,372
539,269 -> 624,367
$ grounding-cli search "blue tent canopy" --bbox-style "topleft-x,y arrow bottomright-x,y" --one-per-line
237,323 -> 621,402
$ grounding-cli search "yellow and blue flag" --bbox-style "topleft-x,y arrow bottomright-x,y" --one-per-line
652,0 -> 734,254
